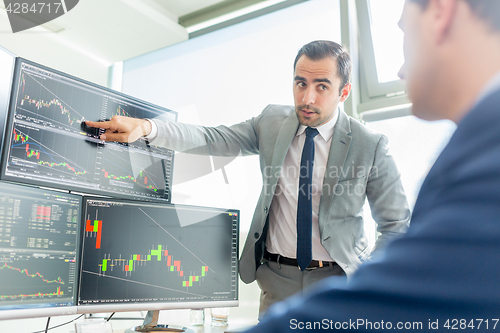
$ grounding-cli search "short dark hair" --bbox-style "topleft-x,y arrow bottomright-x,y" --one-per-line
410,0 -> 500,32
293,40 -> 351,94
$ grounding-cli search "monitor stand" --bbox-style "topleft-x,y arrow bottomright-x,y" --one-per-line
125,310 -> 193,333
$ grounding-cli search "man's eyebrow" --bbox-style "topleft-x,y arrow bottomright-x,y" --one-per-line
294,76 -> 332,85
314,78 -> 332,84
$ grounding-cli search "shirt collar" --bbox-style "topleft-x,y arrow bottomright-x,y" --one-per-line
296,108 -> 340,142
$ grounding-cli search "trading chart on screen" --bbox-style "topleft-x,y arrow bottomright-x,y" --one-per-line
1,59 -> 176,202
78,199 -> 239,305
0,182 -> 81,310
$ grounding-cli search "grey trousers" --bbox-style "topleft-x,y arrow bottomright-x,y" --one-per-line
255,259 -> 345,318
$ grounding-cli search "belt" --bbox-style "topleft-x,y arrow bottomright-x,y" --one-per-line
264,249 -> 336,270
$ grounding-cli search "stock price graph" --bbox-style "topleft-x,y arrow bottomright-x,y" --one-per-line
15,70 -> 102,134
102,97 -> 177,156
96,144 -> 169,199
0,182 -> 81,309
8,124 -> 95,183
2,60 -> 176,202
79,200 -> 238,304
0,257 -> 74,303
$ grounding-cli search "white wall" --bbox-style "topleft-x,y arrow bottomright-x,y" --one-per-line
122,0 -> 342,232
0,12 -> 110,86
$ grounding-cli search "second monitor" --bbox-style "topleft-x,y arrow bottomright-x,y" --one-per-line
0,181 -> 82,320
78,198 -> 239,313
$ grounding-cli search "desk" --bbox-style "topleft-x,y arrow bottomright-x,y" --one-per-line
110,308 -> 257,333
113,324 -> 251,333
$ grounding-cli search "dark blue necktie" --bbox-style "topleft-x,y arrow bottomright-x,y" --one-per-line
297,127 -> 319,271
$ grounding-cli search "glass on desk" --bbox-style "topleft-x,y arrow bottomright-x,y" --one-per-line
189,308 -> 205,326
211,307 -> 230,326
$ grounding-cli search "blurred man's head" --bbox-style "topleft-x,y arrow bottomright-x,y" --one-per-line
398,0 -> 500,123
409,0 -> 500,31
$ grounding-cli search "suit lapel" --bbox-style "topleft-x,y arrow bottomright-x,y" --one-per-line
269,112 -> 299,187
319,110 -> 352,219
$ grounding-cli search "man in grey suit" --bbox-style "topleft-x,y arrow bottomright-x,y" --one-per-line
86,40 -> 410,314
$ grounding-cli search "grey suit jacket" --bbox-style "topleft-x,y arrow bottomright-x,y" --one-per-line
152,104 -> 410,283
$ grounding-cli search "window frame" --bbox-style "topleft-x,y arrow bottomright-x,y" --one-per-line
356,0 -> 406,100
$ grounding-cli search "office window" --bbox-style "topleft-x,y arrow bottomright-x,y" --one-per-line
368,0 -> 405,84
357,0 -> 406,99
363,116 -> 457,247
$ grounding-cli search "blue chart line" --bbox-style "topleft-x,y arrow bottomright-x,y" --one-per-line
13,142 -> 58,165
11,129 -> 89,176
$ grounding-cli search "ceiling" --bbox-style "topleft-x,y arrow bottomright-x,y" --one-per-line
0,0 -> 234,65
0,0 -> 285,85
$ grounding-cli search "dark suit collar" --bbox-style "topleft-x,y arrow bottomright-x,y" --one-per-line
412,87 -> 500,215
472,70 -> 500,109
456,87 -> 500,134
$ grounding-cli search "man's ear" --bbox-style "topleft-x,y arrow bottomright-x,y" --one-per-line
430,0 -> 459,44
340,83 -> 351,102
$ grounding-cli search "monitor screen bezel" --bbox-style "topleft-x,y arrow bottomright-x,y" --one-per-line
77,197 -> 240,314
0,180 -> 83,320
0,57 -> 178,203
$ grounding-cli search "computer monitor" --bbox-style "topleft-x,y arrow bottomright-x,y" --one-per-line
0,46 -> 16,161
77,198 -> 239,314
0,181 -> 82,320
0,58 -> 177,203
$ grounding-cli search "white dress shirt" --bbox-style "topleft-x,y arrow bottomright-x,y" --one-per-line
266,110 -> 340,261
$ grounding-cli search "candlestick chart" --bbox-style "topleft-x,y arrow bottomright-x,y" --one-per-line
79,200 -> 239,305
2,60 -> 176,203
6,125 -> 95,182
